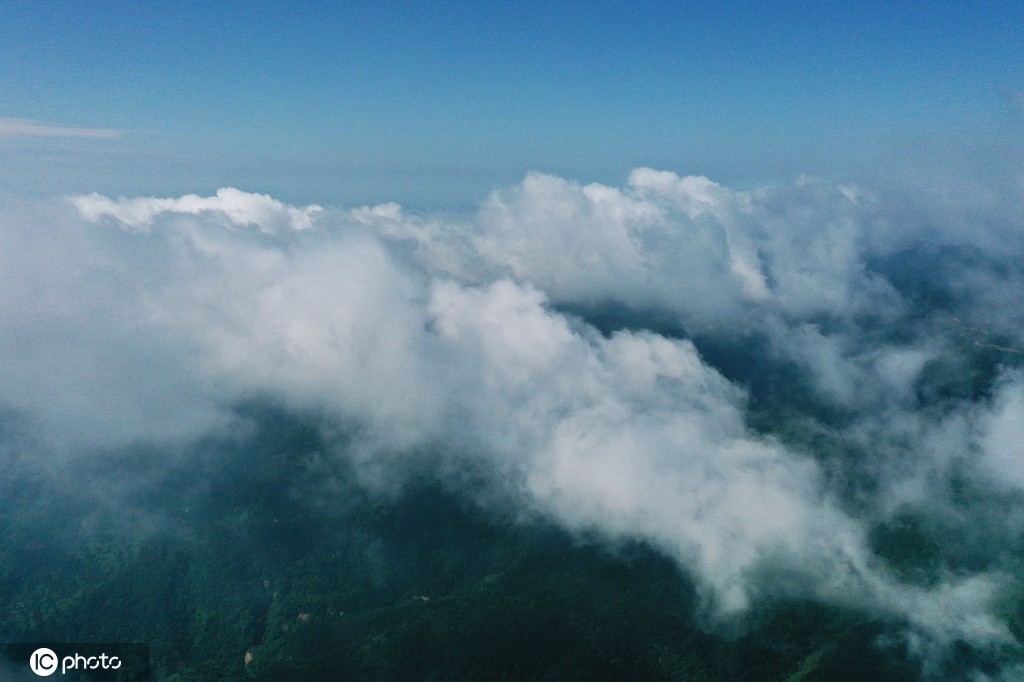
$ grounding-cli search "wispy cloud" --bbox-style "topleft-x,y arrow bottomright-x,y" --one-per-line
0,117 -> 122,139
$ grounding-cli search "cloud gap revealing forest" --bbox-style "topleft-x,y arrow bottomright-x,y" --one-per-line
2,169 -> 1024,680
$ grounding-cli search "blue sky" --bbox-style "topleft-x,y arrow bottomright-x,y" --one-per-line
1,1 -> 1022,206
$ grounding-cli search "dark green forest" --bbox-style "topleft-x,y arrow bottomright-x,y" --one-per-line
1,395 -> 1020,681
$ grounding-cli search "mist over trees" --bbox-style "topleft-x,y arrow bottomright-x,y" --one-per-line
2,170 -> 1024,679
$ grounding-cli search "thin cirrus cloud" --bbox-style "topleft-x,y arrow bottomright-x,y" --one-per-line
0,117 -> 122,139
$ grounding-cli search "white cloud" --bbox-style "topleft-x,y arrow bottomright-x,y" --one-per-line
0,117 -> 122,139
3,168 -> 1024,666
974,373 -> 1024,492
72,187 -> 323,233
396,169 -> 909,335
425,279 -> 1010,642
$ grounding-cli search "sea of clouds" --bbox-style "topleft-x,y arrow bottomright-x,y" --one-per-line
3,169 -> 1024,672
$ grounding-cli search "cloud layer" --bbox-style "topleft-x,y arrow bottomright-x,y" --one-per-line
2,173 -> 1024,671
